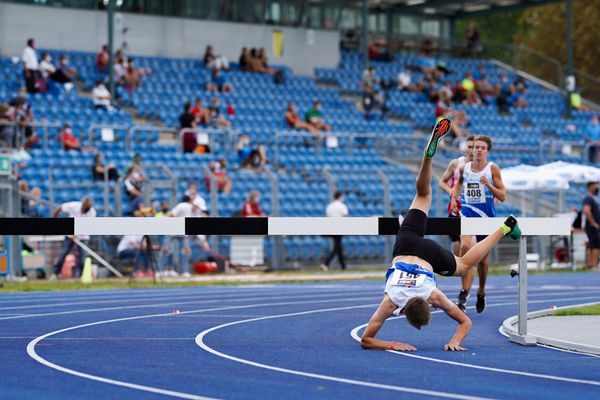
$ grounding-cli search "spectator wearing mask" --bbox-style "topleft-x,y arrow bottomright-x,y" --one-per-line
50,197 -> 96,279
207,98 -> 231,128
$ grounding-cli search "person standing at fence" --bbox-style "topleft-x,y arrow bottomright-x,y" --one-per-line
321,191 -> 349,271
450,135 -> 506,314
438,135 -> 474,256
360,118 -> 520,352
50,197 -> 97,279
583,181 -> 600,269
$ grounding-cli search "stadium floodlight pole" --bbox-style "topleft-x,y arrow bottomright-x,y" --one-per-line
361,0 -> 368,67
108,0 -> 115,97
565,0 -> 574,118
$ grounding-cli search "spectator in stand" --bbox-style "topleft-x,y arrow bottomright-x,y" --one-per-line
203,45 -> 229,71
7,88 -> 38,149
571,88 -> 591,112
241,190 -> 266,217
248,48 -> 271,74
361,66 -> 379,91
237,134 -> 268,171
124,58 -> 144,93
257,47 -> 276,75
92,152 -> 119,181
92,80 -> 117,112
50,197 -> 96,279
158,198 -> 210,277
239,47 -> 250,72
465,21 -> 480,58
59,123 -> 95,152
420,36 -> 436,57
179,101 -> 198,153
584,115 -> 600,163
22,38 -> 41,94
397,70 -> 420,93
117,235 -> 153,278
461,72 -> 481,105
96,44 -> 110,74
20,182 -> 45,217
367,40 -> 393,62
205,158 -> 232,195
206,69 -> 233,93
114,49 -> 128,86
123,162 -> 145,215
207,97 -> 231,128
475,74 -> 494,105
285,103 -> 320,136
39,53 -> 56,81
191,98 -> 207,126
56,54 -> 78,84
0,103 -> 12,148
305,100 -> 331,132
183,181 -> 209,215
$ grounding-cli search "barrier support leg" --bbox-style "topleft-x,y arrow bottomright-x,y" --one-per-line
510,235 -> 537,346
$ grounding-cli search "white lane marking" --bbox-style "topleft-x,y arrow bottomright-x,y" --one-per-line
0,286 -> 379,311
2,288 -> 586,322
0,291 -> 379,321
27,297 -> 374,399
349,297 -> 600,386
195,305 -> 490,400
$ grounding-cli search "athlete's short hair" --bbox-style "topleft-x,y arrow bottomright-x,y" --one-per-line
466,135 -> 475,142
404,296 -> 431,329
474,135 -> 492,151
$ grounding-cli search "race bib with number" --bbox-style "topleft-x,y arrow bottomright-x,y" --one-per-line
465,182 -> 486,204
389,268 -> 426,288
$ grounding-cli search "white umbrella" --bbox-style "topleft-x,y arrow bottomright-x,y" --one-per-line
538,161 -> 600,183
502,164 -> 570,191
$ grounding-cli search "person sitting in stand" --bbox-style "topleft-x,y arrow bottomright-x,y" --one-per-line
284,103 -> 320,136
305,100 -> 332,132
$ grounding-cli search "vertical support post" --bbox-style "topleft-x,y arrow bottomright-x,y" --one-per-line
107,0 -> 115,96
510,235 -> 536,345
361,0 -> 368,67
517,236 -> 528,336
565,0 -> 574,118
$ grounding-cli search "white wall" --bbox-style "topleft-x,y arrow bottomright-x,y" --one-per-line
0,3 -> 339,76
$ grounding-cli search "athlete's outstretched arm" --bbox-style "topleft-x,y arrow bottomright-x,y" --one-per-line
428,289 -> 471,351
361,295 -> 416,351
438,159 -> 458,195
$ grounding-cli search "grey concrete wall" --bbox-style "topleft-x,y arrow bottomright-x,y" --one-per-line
0,3 -> 339,76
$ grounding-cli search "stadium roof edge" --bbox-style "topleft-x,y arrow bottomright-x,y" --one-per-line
361,0 -> 563,19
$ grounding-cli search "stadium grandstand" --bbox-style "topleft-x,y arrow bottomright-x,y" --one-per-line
0,0 -> 597,279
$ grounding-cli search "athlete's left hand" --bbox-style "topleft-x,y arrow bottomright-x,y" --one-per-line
444,343 -> 467,351
479,176 -> 490,187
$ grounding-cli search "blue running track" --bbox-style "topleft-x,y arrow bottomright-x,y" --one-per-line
1,272 -> 599,399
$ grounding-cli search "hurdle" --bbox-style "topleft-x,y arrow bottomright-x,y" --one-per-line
0,216 -> 571,345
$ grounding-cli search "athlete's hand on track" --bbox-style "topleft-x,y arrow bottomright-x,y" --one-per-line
444,343 -> 467,351
387,342 -> 416,351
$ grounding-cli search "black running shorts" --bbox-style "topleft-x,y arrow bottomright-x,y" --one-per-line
393,209 -> 457,276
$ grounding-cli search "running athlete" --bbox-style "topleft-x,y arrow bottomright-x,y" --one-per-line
438,135 -> 475,255
450,135 -> 505,314
361,120 -> 520,352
